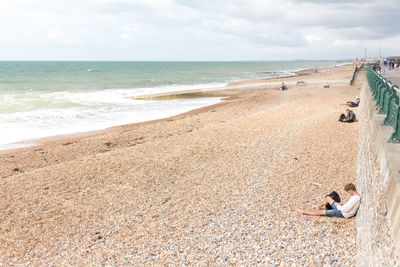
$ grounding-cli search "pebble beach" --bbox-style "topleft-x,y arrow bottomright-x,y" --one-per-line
0,65 -> 360,265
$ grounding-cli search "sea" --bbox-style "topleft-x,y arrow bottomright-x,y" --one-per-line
0,60 -> 347,150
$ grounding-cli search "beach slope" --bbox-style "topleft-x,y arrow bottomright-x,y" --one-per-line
0,65 -> 359,265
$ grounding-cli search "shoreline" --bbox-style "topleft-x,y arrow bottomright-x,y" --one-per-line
131,64 -> 352,100
0,63 -> 355,172
0,99 -> 231,155
0,63 -> 353,154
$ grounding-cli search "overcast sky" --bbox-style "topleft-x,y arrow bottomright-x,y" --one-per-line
1,0 -> 400,61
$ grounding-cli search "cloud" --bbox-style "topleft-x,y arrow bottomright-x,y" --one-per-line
0,0 -> 399,60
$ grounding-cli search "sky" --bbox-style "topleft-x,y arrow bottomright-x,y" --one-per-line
1,0 -> 400,61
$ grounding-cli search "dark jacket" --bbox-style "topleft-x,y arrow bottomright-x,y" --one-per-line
346,111 -> 357,122
349,101 -> 359,107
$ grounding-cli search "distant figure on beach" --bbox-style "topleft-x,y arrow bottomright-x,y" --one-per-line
339,109 -> 357,123
295,183 -> 361,218
342,96 -> 360,107
280,82 -> 288,91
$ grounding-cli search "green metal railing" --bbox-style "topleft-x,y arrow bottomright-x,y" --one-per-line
350,63 -> 363,85
367,66 -> 400,142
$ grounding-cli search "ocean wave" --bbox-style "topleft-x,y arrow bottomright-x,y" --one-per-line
0,96 -> 222,150
0,60 -> 344,150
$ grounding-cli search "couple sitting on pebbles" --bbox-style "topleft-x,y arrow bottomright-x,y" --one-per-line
296,183 -> 361,219
338,96 -> 359,123
339,109 -> 357,123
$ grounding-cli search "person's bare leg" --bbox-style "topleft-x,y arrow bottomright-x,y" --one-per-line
295,208 -> 326,216
314,196 -> 334,209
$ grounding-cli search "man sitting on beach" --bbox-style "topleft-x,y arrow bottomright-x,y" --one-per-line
280,82 -> 288,91
295,183 -> 361,218
339,109 -> 357,123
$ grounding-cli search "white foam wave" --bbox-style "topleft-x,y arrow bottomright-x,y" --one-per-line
0,94 -> 222,150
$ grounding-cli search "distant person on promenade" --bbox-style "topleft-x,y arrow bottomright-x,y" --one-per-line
295,183 -> 361,218
339,109 -> 357,123
280,82 -> 288,91
342,96 -> 360,107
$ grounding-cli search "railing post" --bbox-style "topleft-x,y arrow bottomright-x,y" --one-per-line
377,83 -> 385,107
372,77 -> 380,100
388,102 -> 400,143
383,87 -> 400,126
379,85 -> 397,115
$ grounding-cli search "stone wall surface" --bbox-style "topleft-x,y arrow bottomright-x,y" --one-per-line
356,73 -> 399,266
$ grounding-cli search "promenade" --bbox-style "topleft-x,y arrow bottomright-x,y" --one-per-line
385,67 -> 400,86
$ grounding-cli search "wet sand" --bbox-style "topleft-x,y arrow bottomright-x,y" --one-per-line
0,64 -> 361,265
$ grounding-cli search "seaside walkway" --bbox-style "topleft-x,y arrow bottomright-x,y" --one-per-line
385,67 -> 400,87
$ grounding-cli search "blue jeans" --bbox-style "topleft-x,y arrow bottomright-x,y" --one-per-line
325,201 -> 344,218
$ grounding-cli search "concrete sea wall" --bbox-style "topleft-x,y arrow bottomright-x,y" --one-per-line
356,73 -> 399,265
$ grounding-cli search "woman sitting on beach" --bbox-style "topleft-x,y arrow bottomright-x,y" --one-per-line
295,183 -> 361,218
343,96 -> 360,107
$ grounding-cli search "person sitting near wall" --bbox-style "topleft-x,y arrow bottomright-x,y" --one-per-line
295,183 -> 361,218
339,109 -> 357,122
280,82 -> 288,91
342,96 -> 360,107
349,96 -> 360,107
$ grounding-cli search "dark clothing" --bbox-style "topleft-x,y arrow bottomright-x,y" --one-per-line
339,111 -> 357,123
347,111 -> 357,122
349,101 -> 359,107
326,191 -> 341,210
